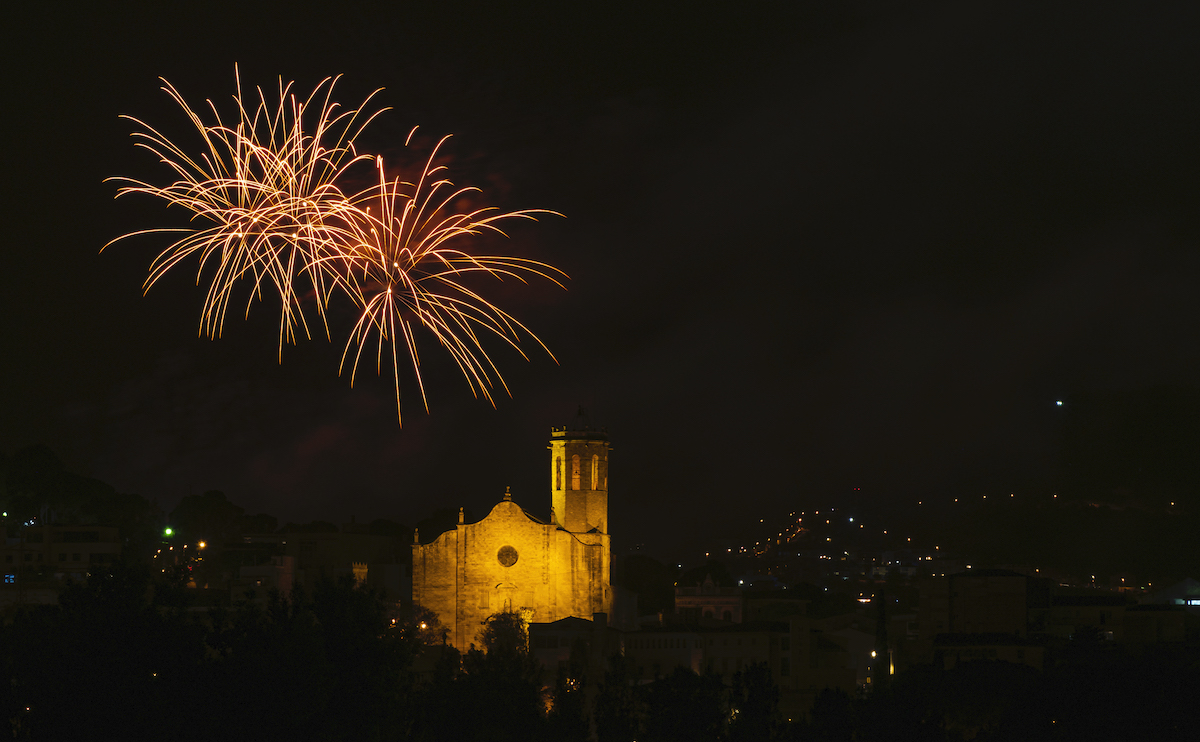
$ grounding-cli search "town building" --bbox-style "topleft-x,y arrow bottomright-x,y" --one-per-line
617,614 -> 856,720
675,574 -> 742,623
1,525 -> 122,608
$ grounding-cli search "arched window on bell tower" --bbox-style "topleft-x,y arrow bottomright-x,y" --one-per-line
571,454 -> 581,490
591,454 -> 599,490
555,457 -> 562,490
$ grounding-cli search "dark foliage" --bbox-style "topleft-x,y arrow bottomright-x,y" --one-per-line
594,653 -> 640,742
5,565 -> 1198,742
419,609 -> 545,742
728,662 -> 781,742
642,666 -> 726,742
545,640 -> 591,742
803,688 -> 856,742
3,564 -> 421,741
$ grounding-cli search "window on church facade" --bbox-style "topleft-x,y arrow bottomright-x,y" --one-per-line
571,455 -> 581,490
591,454 -> 599,490
555,457 -> 562,490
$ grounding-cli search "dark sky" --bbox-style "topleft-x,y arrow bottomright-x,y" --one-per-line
3,1 -> 1199,559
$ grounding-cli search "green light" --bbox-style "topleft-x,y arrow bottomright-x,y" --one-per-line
164,527 -> 174,537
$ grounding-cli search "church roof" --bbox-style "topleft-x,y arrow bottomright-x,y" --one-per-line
520,507 -> 548,525
484,495 -> 548,526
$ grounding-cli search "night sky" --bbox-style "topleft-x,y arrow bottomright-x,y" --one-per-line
4,1 -> 1199,559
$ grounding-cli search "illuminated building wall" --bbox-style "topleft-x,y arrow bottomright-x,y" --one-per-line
411,427 -> 614,652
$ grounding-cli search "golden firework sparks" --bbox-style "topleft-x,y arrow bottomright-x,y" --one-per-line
339,134 -> 565,422
106,66 -> 386,352
107,71 -> 564,424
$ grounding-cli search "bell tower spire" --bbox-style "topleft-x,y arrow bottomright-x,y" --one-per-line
549,419 -> 610,534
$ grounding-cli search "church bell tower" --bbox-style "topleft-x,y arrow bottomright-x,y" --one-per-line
549,424 -> 610,534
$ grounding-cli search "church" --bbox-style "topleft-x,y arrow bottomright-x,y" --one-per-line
411,425 -> 615,652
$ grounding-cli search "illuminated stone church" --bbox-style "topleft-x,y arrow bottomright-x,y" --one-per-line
411,426 -> 614,652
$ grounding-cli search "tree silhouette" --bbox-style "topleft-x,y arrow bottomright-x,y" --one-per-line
642,666 -> 726,742
729,662 -> 782,742
594,652 -> 640,742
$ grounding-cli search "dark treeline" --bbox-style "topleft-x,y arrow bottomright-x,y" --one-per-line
4,560 -> 1198,741
3,563 -> 417,741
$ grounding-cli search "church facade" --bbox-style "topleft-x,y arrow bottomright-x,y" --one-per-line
411,426 -> 614,652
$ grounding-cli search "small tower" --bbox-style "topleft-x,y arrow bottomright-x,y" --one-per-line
549,422 -> 611,534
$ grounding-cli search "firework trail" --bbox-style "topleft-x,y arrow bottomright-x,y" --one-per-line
107,70 -> 564,424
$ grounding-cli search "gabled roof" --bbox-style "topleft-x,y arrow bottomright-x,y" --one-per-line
530,616 -> 596,631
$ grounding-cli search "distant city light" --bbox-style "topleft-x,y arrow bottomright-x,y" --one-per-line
1056,400 -> 1063,406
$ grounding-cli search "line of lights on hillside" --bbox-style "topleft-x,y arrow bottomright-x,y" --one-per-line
738,486 -> 1149,554
703,488 -> 1169,592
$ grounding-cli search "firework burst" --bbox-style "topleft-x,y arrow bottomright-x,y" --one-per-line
107,71 -> 564,424
339,135 -> 565,420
